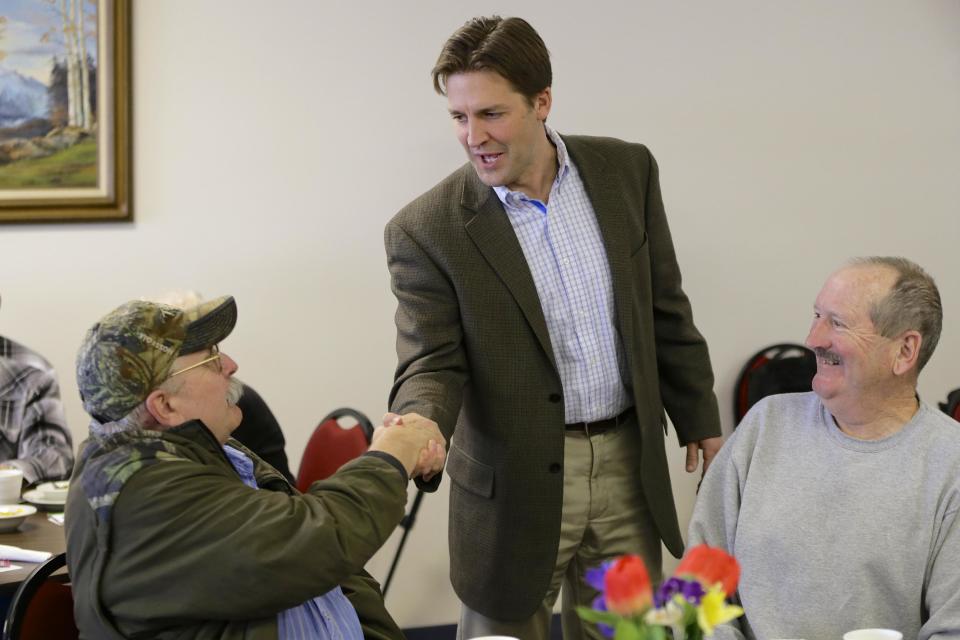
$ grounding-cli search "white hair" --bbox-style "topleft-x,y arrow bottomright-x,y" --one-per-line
147,289 -> 205,310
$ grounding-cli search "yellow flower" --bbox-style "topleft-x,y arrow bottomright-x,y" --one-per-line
697,586 -> 744,635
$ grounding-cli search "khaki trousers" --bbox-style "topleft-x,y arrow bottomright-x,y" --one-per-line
457,415 -> 662,640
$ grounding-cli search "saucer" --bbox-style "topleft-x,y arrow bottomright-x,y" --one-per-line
21,489 -> 66,509
33,481 -> 69,502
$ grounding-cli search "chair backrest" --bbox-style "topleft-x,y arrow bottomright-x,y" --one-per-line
2,552 -> 78,640
734,343 -> 817,426
296,408 -> 374,493
940,388 -> 960,423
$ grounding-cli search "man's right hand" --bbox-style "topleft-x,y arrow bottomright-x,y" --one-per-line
370,412 -> 446,481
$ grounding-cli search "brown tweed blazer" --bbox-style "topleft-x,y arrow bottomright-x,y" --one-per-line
385,135 -> 721,621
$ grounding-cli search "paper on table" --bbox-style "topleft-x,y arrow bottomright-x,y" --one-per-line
0,544 -> 52,563
47,513 -> 65,526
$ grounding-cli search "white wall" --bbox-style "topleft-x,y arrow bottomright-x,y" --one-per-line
1,0 -> 958,629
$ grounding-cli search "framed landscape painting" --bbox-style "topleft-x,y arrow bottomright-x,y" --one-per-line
0,0 -> 130,223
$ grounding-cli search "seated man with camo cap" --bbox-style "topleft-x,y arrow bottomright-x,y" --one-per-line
66,295 -> 445,640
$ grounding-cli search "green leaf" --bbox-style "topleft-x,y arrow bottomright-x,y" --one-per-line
645,625 -> 668,640
684,622 -> 704,640
613,620 -> 643,640
576,606 -> 623,626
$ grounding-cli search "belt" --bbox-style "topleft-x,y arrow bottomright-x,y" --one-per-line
565,406 -> 634,436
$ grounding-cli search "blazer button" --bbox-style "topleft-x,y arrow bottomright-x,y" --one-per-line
548,393 -> 562,403
548,463 -> 562,473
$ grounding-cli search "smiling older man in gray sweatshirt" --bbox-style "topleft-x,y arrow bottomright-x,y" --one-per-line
689,257 -> 960,640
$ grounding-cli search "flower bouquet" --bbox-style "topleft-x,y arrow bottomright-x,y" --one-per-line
577,545 -> 744,640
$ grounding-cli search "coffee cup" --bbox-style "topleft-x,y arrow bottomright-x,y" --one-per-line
0,468 -> 23,503
843,629 -> 903,640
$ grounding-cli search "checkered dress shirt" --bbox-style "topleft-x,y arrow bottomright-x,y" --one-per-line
0,336 -> 74,483
494,126 -> 631,423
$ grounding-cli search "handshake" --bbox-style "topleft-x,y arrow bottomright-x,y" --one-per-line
369,412 -> 447,481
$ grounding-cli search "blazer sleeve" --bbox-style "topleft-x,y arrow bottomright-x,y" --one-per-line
384,218 -> 468,442
642,147 -> 722,445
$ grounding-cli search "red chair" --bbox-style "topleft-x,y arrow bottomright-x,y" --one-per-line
2,552 -> 78,640
296,408 -> 374,492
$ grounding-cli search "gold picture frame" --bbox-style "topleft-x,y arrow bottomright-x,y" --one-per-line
0,0 -> 130,223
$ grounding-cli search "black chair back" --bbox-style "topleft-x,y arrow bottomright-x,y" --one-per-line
734,343 -> 817,426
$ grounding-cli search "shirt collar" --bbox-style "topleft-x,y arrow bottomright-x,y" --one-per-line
223,443 -> 257,486
493,124 -> 571,208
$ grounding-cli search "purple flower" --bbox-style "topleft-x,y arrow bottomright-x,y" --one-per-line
585,560 -> 614,592
590,595 -> 615,638
653,576 -> 706,608
592,594 -> 607,611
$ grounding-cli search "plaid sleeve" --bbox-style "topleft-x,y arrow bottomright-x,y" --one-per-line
0,340 -> 74,484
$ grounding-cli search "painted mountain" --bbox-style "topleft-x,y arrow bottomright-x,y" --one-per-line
0,68 -> 48,129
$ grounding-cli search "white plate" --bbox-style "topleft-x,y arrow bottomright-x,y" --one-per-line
0,504 -> 37,532
22,489 -> 66,507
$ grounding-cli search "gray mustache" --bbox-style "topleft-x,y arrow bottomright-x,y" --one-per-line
814,348 -> 841,364
226,378 -> 244,405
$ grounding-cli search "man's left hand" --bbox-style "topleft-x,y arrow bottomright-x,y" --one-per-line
685,436 -> 723,475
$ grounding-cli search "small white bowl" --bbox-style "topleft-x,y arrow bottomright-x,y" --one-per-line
0,504 -> 37,532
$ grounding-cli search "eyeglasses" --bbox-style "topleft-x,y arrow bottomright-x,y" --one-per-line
167,345 -> 222,378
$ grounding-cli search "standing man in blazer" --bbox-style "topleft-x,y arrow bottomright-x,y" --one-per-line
385,16 -> 722,640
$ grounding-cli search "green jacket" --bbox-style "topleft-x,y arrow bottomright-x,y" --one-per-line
65,419 -> 408,639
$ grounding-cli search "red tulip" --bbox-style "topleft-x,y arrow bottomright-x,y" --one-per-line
675,544 -> 740,596
604,555 -> 653,615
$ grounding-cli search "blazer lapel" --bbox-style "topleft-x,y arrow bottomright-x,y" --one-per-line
460,168 -> 557,370
564,137 -> 636,355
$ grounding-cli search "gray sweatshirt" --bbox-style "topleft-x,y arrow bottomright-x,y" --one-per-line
688,392 -> 960,640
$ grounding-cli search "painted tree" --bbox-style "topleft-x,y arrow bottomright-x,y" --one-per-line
0,15 -> 7,64
39,0 -> 96,130
47,59 -> 68,126
48,55 -> 96,127
76,0 -> 92,129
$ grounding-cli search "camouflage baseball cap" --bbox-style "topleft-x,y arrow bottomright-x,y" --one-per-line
76,295 -> 237,422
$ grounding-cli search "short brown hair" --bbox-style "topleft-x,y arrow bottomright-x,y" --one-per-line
852,256 -> 943,371
432,16 -> 552,102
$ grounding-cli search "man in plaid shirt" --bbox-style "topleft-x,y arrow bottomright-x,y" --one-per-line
0,324 -> 74,484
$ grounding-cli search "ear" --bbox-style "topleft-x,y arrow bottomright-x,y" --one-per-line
144,387 -> 187,427
533,87 -> 552,121
892,330 -> 922,377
